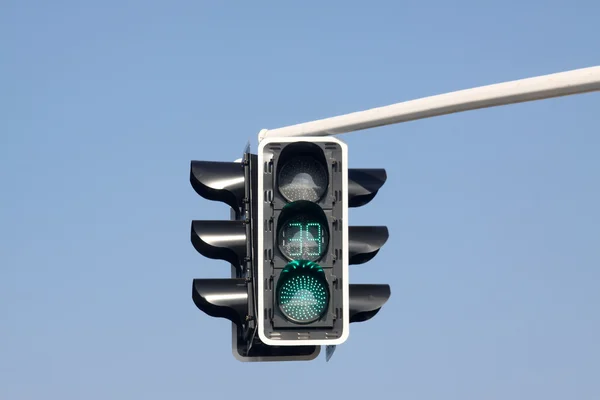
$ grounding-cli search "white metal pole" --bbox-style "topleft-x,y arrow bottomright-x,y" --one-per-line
259,66 -> 600,141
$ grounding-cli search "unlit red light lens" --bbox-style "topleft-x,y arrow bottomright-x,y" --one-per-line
278,156 -> 328,202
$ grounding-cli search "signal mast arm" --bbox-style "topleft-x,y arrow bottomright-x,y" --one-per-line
259,65 -> 600,141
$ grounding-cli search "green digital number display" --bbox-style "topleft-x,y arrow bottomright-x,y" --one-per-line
286,221 -> 323,257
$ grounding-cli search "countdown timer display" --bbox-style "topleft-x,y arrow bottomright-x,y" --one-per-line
278,213 -> 329,262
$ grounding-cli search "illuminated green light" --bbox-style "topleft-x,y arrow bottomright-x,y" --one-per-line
276,260 -> 329,324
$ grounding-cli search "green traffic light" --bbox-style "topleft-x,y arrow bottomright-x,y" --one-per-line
276,260 -> 330,324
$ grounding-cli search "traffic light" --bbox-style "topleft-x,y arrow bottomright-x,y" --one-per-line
190,150 -> 320,361
346,168 -> 392,325
257,136 -> 391,347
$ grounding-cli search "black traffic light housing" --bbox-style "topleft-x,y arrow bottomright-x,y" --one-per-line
189,137 -> 391,361
190,151 -> 320,361
346,168 -> 391,324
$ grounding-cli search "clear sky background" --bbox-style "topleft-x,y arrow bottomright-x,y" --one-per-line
2,1 -> 599,399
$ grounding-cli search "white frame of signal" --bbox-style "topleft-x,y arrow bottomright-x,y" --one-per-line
257,136 -> 349,346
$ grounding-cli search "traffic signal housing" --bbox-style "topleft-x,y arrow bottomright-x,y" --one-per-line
346,168 -> 392,325
189,151 -> 320,361
190,159 -> 248,329
257,136 -> 391,347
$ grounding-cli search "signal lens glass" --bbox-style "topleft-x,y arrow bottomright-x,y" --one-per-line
276,260 -> 329,324
278,156 -> 328,202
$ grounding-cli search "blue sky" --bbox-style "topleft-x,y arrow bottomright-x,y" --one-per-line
2,1 -> 599,399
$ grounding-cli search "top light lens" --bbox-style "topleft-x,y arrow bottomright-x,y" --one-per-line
278,156 -> 328,202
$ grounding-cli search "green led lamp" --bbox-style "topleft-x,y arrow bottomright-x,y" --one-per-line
276,260 -> 330,324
